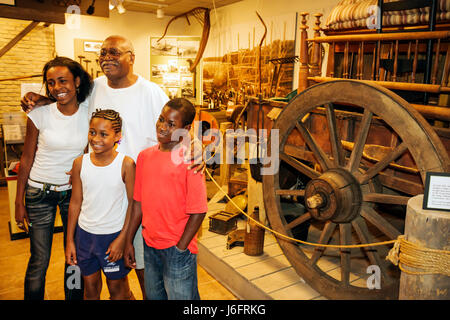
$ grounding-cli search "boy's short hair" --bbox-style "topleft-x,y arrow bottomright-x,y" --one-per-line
90,109 -> 122,133
165,98 -> 196,127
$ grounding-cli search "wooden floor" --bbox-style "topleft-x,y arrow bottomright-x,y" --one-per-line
1,168 -> 397,300
198,185 -> 327,300
0,184 -> 236,300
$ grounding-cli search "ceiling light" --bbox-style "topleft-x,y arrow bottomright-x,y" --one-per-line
117,3 -> 126,14
109,0 -> 126,14
109,0 -> 118,10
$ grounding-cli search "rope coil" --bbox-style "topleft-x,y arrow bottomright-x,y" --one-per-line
386,235 -> 450,276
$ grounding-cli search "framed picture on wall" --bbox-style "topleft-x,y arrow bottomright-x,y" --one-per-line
151,38 -> 177,56
83,41 -> 102,53
74,38 -> 104,79
178,40 -> 199,59
150,36 -> 201,103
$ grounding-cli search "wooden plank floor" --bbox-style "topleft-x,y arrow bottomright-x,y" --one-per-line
0,185 -> 237,300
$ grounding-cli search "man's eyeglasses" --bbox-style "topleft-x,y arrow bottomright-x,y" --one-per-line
98,48 -> 133,59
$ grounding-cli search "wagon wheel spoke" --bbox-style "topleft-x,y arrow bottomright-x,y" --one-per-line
275,189 -> 305,197
346,109 -> 373,173
363,193 -> 410,205
295,121 -> 334,171
284,144 -> 315,164
325,103 -> 346,167
339,223 -> 352,286
280,152 -> 320,179
378,173 -> 424,195
358,142 -> 408,184
351,217 -> 390,283
360,205 -> 401,240
285,212 -> 311,230
310,221 -> 337,265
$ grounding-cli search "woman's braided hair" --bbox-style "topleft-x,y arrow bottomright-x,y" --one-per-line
90,109 -> 122,133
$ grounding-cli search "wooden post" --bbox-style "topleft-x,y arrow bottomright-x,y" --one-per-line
298,12 -> 309,93
431,39 -> 441,85
399,195 -> 450,300
326,42 -> 335,78
310,13 -> 323,77
218,121 -> 233,186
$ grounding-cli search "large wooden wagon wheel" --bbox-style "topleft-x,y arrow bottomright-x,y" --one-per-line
263,80 -> 450,300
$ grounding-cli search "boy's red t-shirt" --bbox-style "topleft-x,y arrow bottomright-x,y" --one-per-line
133,144 -> 208,254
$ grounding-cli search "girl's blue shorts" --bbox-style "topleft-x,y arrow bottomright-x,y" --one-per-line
75,225 -> 130,280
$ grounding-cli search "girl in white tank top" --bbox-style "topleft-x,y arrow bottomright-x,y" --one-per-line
65,109 -> 136,300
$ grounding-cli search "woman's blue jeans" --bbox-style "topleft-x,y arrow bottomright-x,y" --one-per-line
24,184 -> 84,300
143,241 -> 200,300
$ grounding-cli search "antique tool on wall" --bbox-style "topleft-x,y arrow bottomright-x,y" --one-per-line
157,7 -> 211,72
269,56 -> 299,97
249,11 -> 267,182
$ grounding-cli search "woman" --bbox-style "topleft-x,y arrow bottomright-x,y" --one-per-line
15,56 -> 92,300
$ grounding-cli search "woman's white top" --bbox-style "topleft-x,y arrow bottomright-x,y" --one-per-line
78,152 -> 128,235
27,102 -> 89,185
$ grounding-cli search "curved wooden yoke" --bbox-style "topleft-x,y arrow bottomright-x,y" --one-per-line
158,7 -> 211,73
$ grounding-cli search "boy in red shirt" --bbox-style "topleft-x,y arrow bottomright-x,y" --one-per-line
124,98 -> 207,300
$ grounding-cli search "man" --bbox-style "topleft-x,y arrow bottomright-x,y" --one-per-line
22,35 -> 203,299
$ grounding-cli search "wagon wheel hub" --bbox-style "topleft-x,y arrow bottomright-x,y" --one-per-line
305,168 -> 362,223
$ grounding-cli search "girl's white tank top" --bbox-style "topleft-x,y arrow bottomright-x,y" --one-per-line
78,152 -> 127,234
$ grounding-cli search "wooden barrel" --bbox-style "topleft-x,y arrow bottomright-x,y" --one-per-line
399,194 -> 450,300
244,207 -> 265,256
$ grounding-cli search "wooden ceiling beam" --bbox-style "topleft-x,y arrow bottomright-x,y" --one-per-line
0,6 -> 65,24
0,21 -> 40,59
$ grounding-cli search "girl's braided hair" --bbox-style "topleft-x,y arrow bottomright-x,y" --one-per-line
90,109 -> 122,133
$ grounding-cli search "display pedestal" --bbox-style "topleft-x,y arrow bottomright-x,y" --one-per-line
399,194 -> 450,300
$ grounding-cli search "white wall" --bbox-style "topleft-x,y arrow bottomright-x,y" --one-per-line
54,10 -> 201,80
210,0 -> 339,29
54,1 -> 340,83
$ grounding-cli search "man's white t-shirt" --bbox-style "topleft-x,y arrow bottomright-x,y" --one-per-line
27,102 -> 89,185
86,75 -> 169,161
